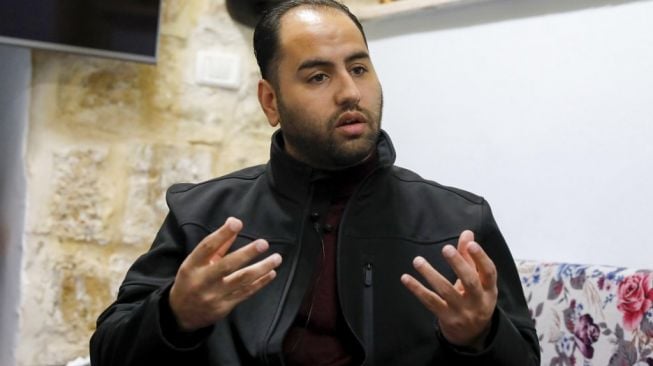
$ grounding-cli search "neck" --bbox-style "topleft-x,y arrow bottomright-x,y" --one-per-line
283,142 -> 376,172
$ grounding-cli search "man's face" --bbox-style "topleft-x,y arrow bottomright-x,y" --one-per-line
266,7 -> 383,169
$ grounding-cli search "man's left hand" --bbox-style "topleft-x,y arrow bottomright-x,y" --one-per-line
400,230 -> 498,351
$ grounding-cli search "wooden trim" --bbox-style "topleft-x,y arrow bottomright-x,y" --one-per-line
350,0 -> 488,21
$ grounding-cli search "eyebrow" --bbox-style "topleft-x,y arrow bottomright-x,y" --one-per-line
297,51 -> 370,72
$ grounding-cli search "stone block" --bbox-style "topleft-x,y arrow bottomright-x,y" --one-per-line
17,238 -> 113,366
121,144 -> 214,246
56,59 -> 147,132
160,0 -> 206,39
48,147 -> 111,244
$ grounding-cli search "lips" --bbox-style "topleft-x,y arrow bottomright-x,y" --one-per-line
335,111 -> 368,128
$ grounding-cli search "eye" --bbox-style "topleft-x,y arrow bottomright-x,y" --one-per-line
308,73 -> 328,84
351,66 -> 367,76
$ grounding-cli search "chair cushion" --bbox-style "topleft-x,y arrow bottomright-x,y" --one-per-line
517,260 -> 653,365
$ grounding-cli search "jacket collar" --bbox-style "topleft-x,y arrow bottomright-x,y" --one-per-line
266,129 -> 397,202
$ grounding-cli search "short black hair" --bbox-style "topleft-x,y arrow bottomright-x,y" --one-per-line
253,0 -> 368,84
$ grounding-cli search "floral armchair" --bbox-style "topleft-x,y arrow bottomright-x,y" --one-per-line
517,260 -> 653,366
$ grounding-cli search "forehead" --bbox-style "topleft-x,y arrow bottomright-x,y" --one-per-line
277,6 -> 367,67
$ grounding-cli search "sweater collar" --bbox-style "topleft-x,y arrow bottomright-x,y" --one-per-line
266,129 -> 397,202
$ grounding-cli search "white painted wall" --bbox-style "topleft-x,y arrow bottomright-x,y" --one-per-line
366,0 -> 653,268
0,44 -> 30,366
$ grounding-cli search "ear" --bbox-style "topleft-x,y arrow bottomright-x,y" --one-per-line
258,79 -> 280,127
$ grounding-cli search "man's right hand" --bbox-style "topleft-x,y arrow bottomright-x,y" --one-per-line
169,217 -> 282,332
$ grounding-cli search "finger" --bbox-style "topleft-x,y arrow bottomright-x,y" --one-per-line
401,273 -> 447,315
222,253 -> 283,289
187,217 -> 242,267
412,256 -> 462,307
442,245 -> 482,296
223,269 -> 279,305
457,230 -> 475,267
213,217 -> 244,258
208,239 -> 271,279
467,242 -> 498,291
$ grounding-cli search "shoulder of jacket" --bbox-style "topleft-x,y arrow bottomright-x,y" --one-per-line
166,164 -> 266,200
389,165 -> 485,205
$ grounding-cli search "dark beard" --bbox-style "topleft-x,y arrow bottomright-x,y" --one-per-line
277,97 -> 383,170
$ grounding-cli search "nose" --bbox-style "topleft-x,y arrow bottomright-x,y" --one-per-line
334,72 -> 361,108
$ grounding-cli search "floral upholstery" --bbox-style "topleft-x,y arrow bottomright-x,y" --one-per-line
517,260 -> 653,366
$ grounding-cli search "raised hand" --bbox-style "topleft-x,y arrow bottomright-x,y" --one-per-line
169,217 -> 282,332
401,230 -> 498,350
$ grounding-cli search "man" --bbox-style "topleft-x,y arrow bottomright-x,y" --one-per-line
90,1 -> 540,365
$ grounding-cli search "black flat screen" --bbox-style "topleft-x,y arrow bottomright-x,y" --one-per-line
0,0 -> 161,63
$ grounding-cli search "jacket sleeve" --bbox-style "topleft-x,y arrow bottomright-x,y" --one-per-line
89,212 -> 214,366
437,199 -> 541,366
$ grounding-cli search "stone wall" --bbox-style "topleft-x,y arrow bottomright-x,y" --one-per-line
16,0 -> 376,364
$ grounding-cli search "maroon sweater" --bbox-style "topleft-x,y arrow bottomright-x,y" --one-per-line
282,153 -> 378,366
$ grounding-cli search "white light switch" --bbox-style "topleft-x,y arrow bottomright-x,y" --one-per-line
195,50 -> 241,90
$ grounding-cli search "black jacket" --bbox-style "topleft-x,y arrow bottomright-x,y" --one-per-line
90,131 -> 540,365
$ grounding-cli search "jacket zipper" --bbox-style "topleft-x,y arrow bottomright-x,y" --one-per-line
261,185 -> 315,365
336,167 -> 384,365
363,262 -> 374,365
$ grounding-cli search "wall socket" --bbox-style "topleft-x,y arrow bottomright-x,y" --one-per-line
195,50 -> 241,90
